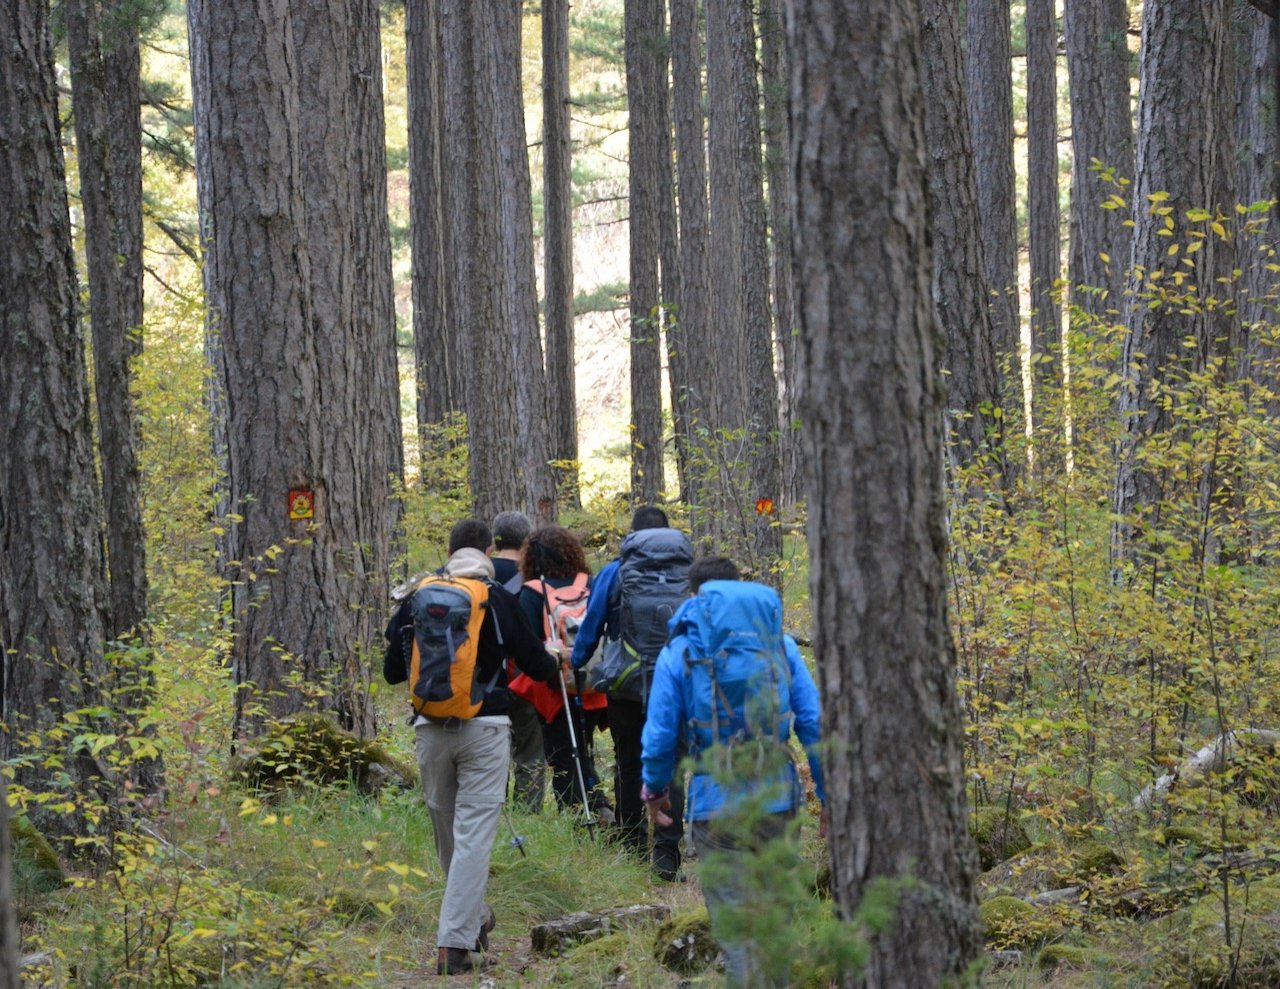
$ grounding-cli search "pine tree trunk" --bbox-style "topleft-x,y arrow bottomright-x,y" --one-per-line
408,0 -> 460,454
1233,2 -> 1278,381
670,0 -> 716,545
658,16 -> 689,506
0,772 -> 16,989
490,0 -> 556,522
1027,0 -> 1063,380
706,0 -> 745,435
788,1 -> 983,982
190,0 -> 398,739
441,0 -> 521,520
0,0 -> 117,843
627,0 -> 667,504
542,0 -> 580,507
730,0 -> 782,581
761,0 -> 799,508
919,0 -> 1008,481
66,0 -> 148,641
1064,0 -> 1133,316
1114,0 -> 1236,560
966,0 -> 1020,367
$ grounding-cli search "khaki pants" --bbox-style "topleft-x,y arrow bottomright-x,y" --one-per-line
415,717 -> 510,951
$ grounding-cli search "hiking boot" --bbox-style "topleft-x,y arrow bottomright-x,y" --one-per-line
652,845 -> 682,883
474,906 -> 497,952
436,946 -> 490,976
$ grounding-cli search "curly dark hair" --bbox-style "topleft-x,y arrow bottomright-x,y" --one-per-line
519,525 -> 590,581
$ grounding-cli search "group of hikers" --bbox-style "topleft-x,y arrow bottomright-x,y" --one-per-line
383,507 -> 826,984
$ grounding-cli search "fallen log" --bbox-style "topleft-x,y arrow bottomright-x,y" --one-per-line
531,904 -> 672,955
1133,729 -> 1280,811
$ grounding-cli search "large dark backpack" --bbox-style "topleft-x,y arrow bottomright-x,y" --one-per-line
407,575 -> 499,720
601,527 -> 692,700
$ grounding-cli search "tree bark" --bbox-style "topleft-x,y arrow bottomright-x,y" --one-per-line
542,0 -> 581,507
1233,1 -> 1278,382
730,0 -> 783,581
489,0 -> 556,523
919,0 -> 1007,481
440,0 -> 521,520
407,0 -> 460,451
0,0 -> 117,843
761,0 -> 800,507
0,772 -> 16,989
1027,0 -> 1063,381
189,0 -> 398,739
1064,0 -> 1134,317
66,0 -> 148,641
787,0 -> 983,982
966,0 -> 1020,367
1114,0 -> 1236,562
706,0 -> 746,434
670,0 -> 716,545
658,11 -> 689,506
627,0 -> 667,504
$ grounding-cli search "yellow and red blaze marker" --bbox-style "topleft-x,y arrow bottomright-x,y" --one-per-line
288,489 -> 314,520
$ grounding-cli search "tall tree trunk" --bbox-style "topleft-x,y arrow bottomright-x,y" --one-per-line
730,0 -> 783,581
66,0 -> 148,641
190,0 -> 397,740
706,0 -> 745,435
1064,0 -> 1134,317
490,0 -> 556,523
787,0 -> 983,982
0,772 -> 16,989
440,0 -> 521,520
1027,0 -> 1063,386
919,0 -> 1008,483
658,12 -> 690,506
670,0 -> 715,545
542,0 -> 580,507
408,0 -> 460,459
966,0 -> 1020,368
761,0 -> 800,507
1114,0 -> 1236,567
1234,2 -> 1278,376
627,0 -> 667,504
1,0 -> 117,844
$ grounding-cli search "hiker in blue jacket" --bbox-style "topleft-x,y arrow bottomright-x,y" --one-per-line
640,556 -> 826,988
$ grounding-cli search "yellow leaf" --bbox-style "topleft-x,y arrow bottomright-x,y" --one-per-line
1099,252 -> 1110,264
1211,221 -> 1227,239
1148,190 -> 1170,202
311,838 -> 329,848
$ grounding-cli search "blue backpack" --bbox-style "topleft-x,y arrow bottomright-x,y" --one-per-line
677,581 -> 795,775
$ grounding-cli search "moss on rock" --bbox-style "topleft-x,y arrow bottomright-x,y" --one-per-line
1181,876 -> 1280,987
970,805 -> 1032,870
980,896 -> 1062,950
12,816 -> 64,892
228,714 -> 415,794
1064,839 -> 1124,881
654,907 -> 718,975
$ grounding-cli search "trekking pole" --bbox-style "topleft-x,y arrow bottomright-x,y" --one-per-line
531,541 -> 598,839
502,804 -> 528,858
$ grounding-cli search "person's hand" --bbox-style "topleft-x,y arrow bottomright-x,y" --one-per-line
560,660 -> 574,688
641,784 -> 673,828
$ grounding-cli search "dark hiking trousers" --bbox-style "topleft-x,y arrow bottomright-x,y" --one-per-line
609,695 -> 684,877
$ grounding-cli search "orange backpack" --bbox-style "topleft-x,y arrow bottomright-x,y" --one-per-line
407,575 -> 496,719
